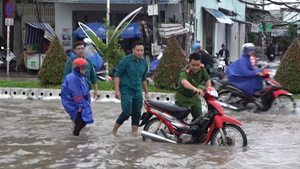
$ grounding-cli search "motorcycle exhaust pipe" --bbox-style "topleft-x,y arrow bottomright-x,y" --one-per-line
219,102 -> 239,110
141,131 -> 177,144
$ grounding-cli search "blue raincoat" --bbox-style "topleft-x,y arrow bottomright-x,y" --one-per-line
61,69 -> 94,124
226,53 -> 263,96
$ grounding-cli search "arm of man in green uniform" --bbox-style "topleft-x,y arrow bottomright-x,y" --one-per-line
114,58 -> 126,100
142,61 -> 149,99
90,65 -> 99,100
63,60 -> 72,81
179,70 -> 204,96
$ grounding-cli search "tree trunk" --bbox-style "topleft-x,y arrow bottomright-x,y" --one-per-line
12,0 -> 26,72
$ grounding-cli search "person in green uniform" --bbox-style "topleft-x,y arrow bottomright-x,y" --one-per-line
63,41 -> 99,129
175,52 -> 212,122
110,41 -> 149,135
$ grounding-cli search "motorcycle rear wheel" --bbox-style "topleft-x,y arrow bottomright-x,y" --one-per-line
143,118 -> 171,141
210,124 -> 247,147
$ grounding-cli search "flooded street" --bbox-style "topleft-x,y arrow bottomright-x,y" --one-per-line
0,99 -> 300,169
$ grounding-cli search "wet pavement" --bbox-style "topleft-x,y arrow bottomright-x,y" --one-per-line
0,71 -> 38,81
0,99 -> 300,168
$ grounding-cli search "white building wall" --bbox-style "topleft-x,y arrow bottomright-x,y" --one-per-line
239,23 -> 246,57
228,23 -> 239,62
217,23 -> 226,54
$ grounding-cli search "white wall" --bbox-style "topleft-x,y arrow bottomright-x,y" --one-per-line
228,22 -> 239,62
217,23 -> 226,54
239,23 -> 246,57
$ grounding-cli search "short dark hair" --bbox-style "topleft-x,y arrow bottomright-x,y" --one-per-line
189,52 -> 201,62
74,41 -> 85,49
132,40 -> 145,49
222,44 -> 226,47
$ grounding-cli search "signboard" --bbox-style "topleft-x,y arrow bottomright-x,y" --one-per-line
5,1 -> 14,18
5,18 -> 14,26
271,28 -> 288,37
147,4 -> 158,16
259,23 -> 272,32
27,54 -> 40,70
251,24 -> 259,33
185,23 -> 190,32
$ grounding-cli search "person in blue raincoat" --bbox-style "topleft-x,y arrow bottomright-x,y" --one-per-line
61,58 -> 94,136
226,43 -> 265,96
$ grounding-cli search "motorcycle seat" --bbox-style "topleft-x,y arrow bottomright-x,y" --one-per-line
218,80 -> 231,85
146,100 -> 191,113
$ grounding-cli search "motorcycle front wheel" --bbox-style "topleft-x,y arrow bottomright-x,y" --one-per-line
143,118 -> 171,141
218,91 -> 246,111
210,124 -> 247,147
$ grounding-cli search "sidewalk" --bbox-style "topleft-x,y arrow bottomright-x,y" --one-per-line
0,71 -> 38,82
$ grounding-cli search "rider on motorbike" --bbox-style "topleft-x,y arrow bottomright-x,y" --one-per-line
226,43 -> 265,97
175,52 -> 212,122
192,43 -> 214,73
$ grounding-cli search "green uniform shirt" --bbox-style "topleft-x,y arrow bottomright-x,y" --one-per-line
114,53 -> 148,93
176,65 -> 210,97
63,57 -> 97,91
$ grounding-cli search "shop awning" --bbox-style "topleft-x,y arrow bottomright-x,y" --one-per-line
203,7 -> 234,24
158,23 -> 188,38
25,23 -> 56,45
231,18 -> 252,25
39,0 -> 180,4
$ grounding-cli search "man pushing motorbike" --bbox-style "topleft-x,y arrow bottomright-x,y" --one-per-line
175,52 -> 212,122
226,43 -> 265,97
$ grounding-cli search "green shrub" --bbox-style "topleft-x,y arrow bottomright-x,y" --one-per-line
89,19 -> 126,74
153,35 -> 188,89
38,36 -> 68,86
274,38 -> 300,93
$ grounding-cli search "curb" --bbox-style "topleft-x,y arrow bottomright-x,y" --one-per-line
0,87 -> 177,103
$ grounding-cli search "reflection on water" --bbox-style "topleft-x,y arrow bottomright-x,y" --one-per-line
0,100 -> 300,168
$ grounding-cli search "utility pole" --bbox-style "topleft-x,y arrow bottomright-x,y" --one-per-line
105,0 -> 110,81
182,0 -> 191,56
262,0 -> 267,57
152,0 -> 158,56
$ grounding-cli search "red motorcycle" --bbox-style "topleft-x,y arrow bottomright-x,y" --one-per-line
139,87 -> 247,147
216,69 -> 296,112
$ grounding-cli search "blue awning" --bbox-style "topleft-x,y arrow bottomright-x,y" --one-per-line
120,22 -> 142,39
24,23 -> 56,45
203,8 -> 234,25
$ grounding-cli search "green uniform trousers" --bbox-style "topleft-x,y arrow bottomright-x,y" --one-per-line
116,92 -> 143,126
175,93 -> 202,121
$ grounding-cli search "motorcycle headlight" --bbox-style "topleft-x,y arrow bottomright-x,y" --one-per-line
208,90 -> 219,98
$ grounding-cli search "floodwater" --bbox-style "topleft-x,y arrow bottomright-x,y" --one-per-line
0,99 -> 300,169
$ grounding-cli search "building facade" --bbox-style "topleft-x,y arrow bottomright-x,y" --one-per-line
194,0 -> 247,62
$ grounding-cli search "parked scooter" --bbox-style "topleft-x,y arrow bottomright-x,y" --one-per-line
95,65 -> 114,81
0,46 -> 17,71
214,53 -> 227,72
139,87 -> 247,147
215,69 -> 296,112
